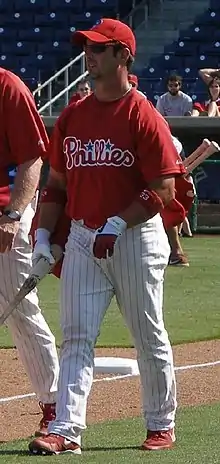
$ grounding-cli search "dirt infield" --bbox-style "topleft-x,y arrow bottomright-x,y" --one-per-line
1,340 -> 220,442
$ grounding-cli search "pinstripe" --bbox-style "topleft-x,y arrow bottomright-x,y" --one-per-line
51,215 -> 176,441
0,203 -> 59,403
110,215 -> 176,431
49,221 -> 114,444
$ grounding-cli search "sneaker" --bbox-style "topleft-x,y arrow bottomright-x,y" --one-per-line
169,254 -> 189,267
142,429 -> 175,451
29,434 -> 81,455
35,402 -> 56,437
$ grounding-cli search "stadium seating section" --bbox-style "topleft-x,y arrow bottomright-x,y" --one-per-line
0,0 -> 219,100
140,0 -> 220,103
0,0 -> 135,89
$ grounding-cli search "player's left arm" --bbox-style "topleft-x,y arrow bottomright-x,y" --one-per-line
4,73 -> 49,215
0,73 -> 48,252
118,175 -> 175,228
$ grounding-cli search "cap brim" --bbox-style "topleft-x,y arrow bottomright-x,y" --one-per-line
72,30 -> 113,45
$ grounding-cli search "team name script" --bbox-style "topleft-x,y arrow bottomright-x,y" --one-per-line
63,137 -> 135,169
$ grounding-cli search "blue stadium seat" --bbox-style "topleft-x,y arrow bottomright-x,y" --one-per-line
1,41 -> 34,55
0,12 -> 32,26
147,77 -> 164,93
0,0 -> 14,12
0,27 -> 17,39
141,65 -> 163,79
85,0 -> 117,10
198,42 -> 220,55
0,54 -> 20,71
180,25 -> 213,42
14,0 -> 49,10
196,10 -> 220,25
69,12 -> 102,28
34,12 -> 67,26
54,28 -> 72,41
184,55 -> 219,69
175,40 -> 199,56
210,0 -> 220,10
49,0 -> 83,13
18,27 -> 54,41
37,41 -> 71,55
156,54 -> 184,71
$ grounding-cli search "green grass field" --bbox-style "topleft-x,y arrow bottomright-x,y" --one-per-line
1,236 -> 220,348
0,236 -> 220,463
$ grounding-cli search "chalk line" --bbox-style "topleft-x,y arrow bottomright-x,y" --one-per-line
0,359 -> 220,404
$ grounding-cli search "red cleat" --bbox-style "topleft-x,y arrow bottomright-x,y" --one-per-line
29,433 -> 81,455
142,429 -> 175,451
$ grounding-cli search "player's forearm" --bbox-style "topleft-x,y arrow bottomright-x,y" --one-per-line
118,179 -> 175,228
38,202 -> 64,236
37,169 -> 67,237
7,157 -> 42,214
118,200 -> 156,227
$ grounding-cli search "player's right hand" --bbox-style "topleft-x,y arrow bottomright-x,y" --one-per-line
32,243 -> 55,268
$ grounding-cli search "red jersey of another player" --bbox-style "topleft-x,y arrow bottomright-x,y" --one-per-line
0,68 -> 49,206
50,88 -> 185,229
68,93 -> 81,105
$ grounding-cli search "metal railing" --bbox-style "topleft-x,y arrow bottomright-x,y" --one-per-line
124,0 -> 149,30
33,51 -> 87,115
34,0 -> 150,115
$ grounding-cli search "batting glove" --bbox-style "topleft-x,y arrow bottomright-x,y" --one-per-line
93,216 -> 127,259
32,228 -> 55,267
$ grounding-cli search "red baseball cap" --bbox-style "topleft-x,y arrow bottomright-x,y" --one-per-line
128,74 -> 138,87
72,18 -> 136,56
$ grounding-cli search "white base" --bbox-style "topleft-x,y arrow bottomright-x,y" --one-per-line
94,357 -> 139,375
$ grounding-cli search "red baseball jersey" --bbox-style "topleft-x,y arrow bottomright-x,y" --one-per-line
68,92 -> 81,105
0,68 -> 49,207
193,99 -> 220,113
49,89 -> 185,229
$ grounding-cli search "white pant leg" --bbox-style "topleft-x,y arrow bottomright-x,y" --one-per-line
110,214 -> 176,431
49,221 -> 114,445
0,199 -> 59,403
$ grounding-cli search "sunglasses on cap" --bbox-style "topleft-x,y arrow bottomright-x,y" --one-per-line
84,42 -> 122,54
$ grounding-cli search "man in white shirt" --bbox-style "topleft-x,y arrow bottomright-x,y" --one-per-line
156,74 -> 192,116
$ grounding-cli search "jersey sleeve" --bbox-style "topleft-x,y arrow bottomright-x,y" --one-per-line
134,99 -> 185,184
3,72 -> 49,164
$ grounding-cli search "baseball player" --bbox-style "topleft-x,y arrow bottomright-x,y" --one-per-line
29,19 -> 185,455
68,78 -> 91,105
0,68 -> 59,436
166,136 -> 190,266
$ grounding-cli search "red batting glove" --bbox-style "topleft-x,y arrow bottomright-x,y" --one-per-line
93,216 -> 127,259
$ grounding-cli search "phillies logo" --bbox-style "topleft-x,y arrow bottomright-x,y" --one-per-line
63,137 -> 134,169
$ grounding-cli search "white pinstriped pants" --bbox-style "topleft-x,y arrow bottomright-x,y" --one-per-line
49,214 -> 176,444
0,199 -> 59,403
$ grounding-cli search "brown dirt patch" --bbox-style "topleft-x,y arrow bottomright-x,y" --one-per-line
0,340 -> 220,442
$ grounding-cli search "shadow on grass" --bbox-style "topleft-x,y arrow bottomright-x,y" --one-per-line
84,445 -> 141,452
0,445 -> 141,456
0,451 -> 30,456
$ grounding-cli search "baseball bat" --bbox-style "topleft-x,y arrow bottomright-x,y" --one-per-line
183,138 -> 211,168
0,244 -> 63,326
185,141 -> 220,173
